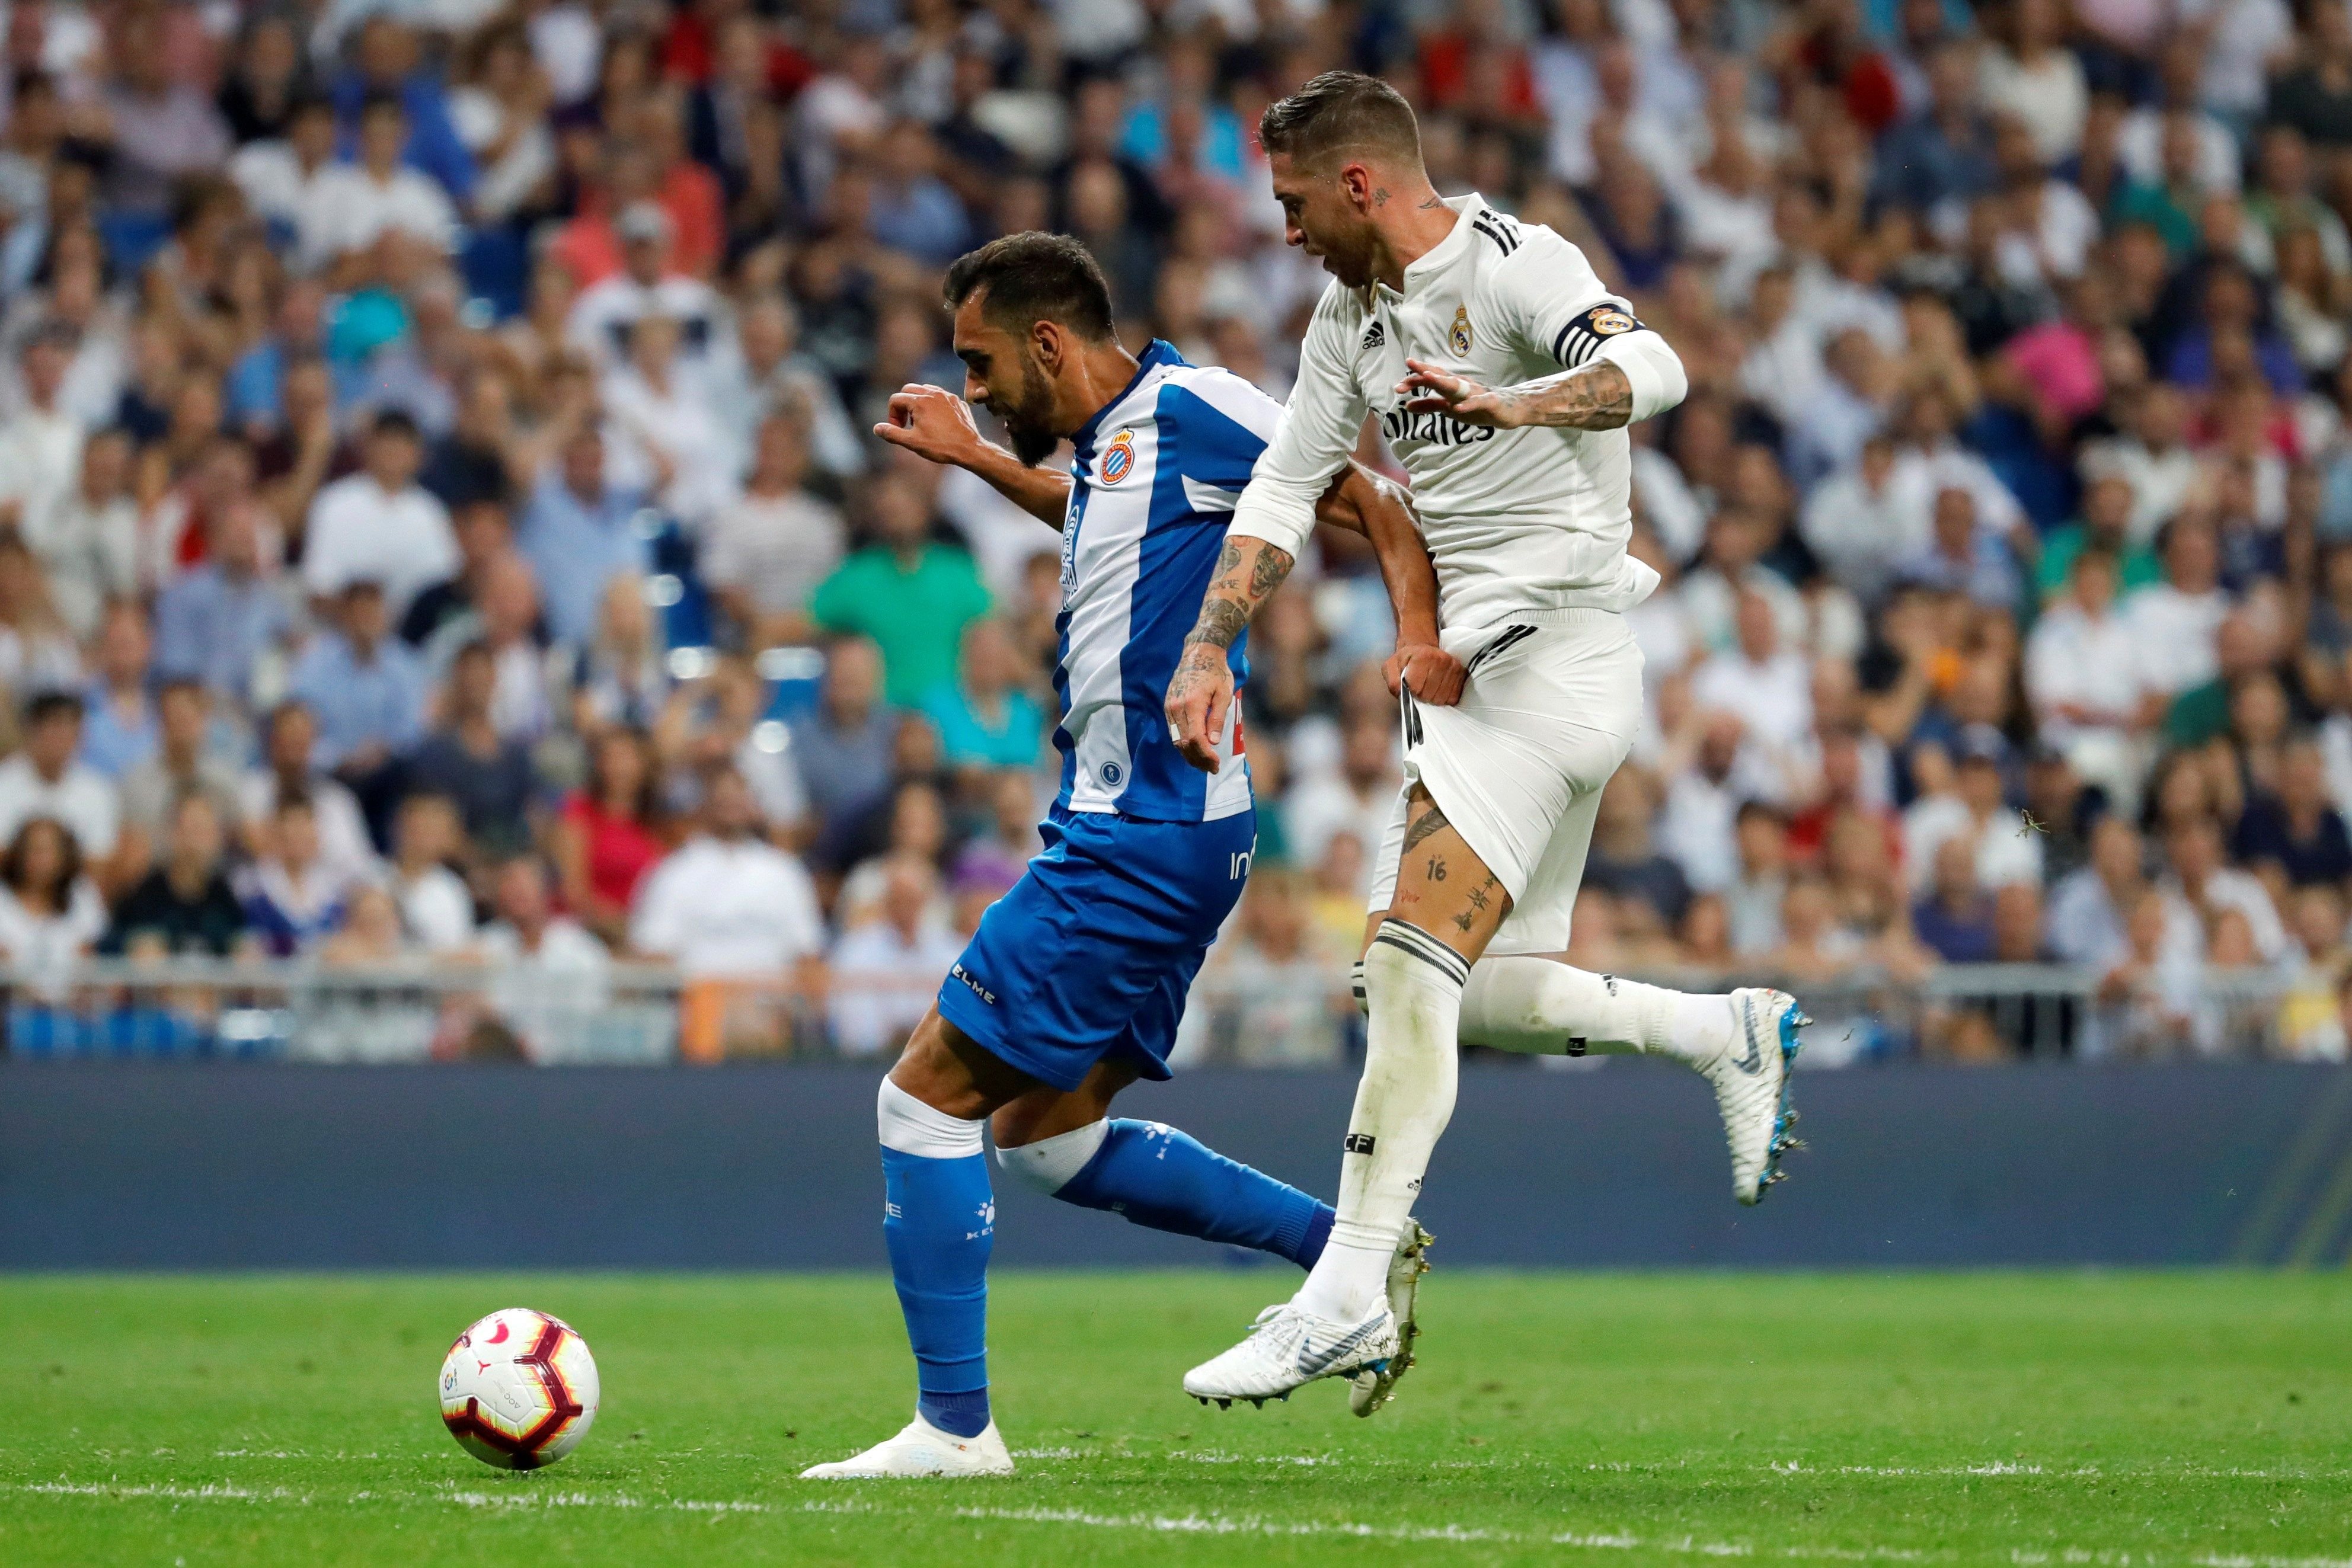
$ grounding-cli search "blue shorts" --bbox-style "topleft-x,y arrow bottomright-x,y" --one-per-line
935,805 -> 1257,1092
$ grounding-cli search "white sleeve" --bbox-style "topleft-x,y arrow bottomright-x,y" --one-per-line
781,859 -> 826,961
1490,228 -> 1688,424
1226,285 -> 1369,559
1596,329 -> 1688,423
300,488 -> 345,596
628,858 -> 682,956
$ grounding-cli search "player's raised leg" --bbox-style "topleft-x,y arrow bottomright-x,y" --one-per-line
1183,784 -> 1506,1404
1351,939 -> 1804,1202
1459,956 -> 1806,1204
1442,778 -> 1807,1204
993,1063 -> 1336,1269
803,1015 -> 1022,1480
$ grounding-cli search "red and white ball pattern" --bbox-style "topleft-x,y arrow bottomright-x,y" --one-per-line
438,1308 -> 600,1470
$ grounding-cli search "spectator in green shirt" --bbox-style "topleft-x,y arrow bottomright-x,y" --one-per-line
810,471 -> 991,707
2108,127 -> 2205,258
2036,473 -> 2161,607
922,617 -> 1046,773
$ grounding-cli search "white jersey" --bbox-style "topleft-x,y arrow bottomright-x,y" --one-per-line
1229,193 -> 1688,632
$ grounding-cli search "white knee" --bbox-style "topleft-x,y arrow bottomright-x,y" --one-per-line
876,1077 -> 983,1158
992,1119 -> 1109,1195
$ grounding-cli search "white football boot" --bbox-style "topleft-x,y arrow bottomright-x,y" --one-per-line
1348,1219 -> 1434,1417
1184,1295 -> 1399,1407
798,1415 -> 1014,1479
1703,988 -> 1808,1205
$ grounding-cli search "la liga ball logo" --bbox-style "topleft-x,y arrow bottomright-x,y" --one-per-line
1100,428 -> 1137,485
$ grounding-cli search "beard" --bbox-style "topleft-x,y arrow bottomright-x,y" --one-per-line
1001,357 -> 1061,466
1310,228 -> 1378,291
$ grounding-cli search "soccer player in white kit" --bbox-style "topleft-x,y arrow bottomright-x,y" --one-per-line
1166,72 -> 1810,1410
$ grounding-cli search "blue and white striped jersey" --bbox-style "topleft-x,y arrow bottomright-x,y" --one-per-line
1053,340 -> 1276,824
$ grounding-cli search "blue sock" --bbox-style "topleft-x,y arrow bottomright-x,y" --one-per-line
1008,1119 -> 1334,1269
878,1082 -> 993,1439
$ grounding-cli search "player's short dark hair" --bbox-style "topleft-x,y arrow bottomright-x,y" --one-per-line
1258,70 -> 1422,170
942,232 -> 1116,344
369,408 -> 421,443
23,689 -> 81,727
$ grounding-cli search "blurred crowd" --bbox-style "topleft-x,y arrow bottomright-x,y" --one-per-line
2,0 -> 2352,1064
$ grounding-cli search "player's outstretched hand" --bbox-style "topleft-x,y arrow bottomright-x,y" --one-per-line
1385,641 -> 1466,706
1165,647 -> 1235,773
1396,359 -> 1519,427
874,384 -> 987,466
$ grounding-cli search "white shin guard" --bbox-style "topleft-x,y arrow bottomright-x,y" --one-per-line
1297,920 -> 1466,1323
1457,954 -> 1733,1065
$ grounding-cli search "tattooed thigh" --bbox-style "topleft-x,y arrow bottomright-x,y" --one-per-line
1383,784 -> 1513,958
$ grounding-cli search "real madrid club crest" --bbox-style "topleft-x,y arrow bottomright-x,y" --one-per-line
1590,306 -> 1637,336
1449,305 -> 1474,356
1100,427 -> 1136,485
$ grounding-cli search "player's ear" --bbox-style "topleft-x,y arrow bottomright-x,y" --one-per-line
1030,319 -> 1065,376
1338,162 -> 1375,213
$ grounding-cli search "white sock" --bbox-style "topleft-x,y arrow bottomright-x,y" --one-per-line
1296,920 -> 1465,1323
1457,955 -> 1736,1065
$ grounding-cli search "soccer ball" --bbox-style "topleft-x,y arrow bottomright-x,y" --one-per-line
438,1308 -> 600,1470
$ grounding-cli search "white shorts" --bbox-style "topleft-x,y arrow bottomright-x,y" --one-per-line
1367,610 -> 1642,956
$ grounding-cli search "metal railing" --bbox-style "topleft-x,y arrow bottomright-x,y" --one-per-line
1173,961 -> 2352,1067
0,958 -> 2342,1065
0,958 -> 699,1064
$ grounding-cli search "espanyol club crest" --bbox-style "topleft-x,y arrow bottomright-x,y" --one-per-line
1449,305 -> 1474,356
1100,428 -> 1137,485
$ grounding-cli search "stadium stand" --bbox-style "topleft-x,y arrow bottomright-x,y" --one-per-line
0,0 -> 2348,1064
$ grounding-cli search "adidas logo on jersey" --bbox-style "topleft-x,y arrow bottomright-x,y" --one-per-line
1361,320 -> 1385,351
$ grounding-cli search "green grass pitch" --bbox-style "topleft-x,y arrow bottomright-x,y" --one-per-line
2,1272 -> 2347,1566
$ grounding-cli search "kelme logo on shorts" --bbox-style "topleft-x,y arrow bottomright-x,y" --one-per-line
1100,428 -> 1136,485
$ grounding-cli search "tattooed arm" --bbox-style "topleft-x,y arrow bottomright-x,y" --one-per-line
1313,463 -> 1466,708
1394,357 -> 1638,430
1165,533 -> 1295,775
1171,456 -> 1475,772
1394,300 -> 1688,432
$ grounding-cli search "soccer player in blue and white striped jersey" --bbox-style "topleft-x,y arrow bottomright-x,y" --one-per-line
801,233 -> 1462,1480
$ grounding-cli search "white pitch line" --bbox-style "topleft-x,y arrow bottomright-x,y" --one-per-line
950,1504 -> 1936,1560
1771,1464 -> 2064,1479
1772,1464 -> 2352,1484
5,1481 -> 773,1516
15,1481 -> 311,1504
11,1476 -> 2344,1568
440,1489 -> 775,1515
